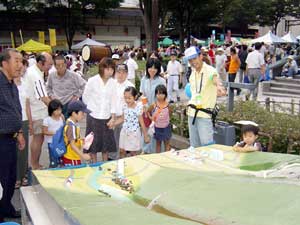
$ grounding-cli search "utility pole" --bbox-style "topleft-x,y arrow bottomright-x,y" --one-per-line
152,0 -> 158,51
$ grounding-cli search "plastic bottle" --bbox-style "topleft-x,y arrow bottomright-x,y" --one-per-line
83,132 -> 94,150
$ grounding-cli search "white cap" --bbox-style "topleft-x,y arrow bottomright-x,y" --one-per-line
112,54 -> 120,60
288,55 -> 294,60
234,120 -> 258,126
217,47 -> 224,52
184,46 -> 200,60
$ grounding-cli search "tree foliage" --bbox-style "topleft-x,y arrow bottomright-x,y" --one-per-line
0,0 -> 122,49
256,0 -> 298,34
45,0 -> 122,49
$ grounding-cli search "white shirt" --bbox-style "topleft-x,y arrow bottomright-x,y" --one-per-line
24,64 -> 48,121
245,50 -> 265,69
115,80 -> 134,116
167,60 -> 182,75
82,75 -> 118,120
215,54 -> 227,68
17,76 -> 29,121
260,45 -> 267,58
125,58 -> 138,80
43,116 -> 64,143
28,58 -> 37,67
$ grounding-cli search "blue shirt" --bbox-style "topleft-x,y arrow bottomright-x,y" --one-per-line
140,76 -> 166,105
0,71 -> 22,134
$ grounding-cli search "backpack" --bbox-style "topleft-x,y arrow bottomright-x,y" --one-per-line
50,122 -> 75,159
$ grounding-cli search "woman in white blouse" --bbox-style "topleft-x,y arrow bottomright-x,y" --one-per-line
82,57 -> 117,162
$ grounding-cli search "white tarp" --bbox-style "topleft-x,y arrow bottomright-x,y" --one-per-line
71,38 -> 106,50
282,31 -> 298,43
250,31 -> 286,44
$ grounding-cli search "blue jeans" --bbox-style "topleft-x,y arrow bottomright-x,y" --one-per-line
48,143 -> 60,168
188,116 -> 214,148
282,68 -> 296,77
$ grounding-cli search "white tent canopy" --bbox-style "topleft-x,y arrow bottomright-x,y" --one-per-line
71,38 -> 106,50
250,31 -> 286,44
282,31 -> 298,43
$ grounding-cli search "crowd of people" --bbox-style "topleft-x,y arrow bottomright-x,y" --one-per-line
0,38 -> 298,222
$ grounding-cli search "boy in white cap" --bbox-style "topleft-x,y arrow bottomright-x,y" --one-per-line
184,46 -> 226,148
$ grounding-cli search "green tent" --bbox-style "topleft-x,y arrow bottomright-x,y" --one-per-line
162,37 -> 173,46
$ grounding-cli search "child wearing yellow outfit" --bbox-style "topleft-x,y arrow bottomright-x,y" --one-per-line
62,100 -> 91,166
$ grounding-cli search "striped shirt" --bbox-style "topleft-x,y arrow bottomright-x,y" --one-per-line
24,64 -> 48,120
0,71 -> 22,134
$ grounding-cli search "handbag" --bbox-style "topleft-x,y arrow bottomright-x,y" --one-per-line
142,112 -> 152,128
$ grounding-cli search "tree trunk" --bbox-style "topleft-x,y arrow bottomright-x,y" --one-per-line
151,0 -> 158,51
140,0 -> 153,57
274,20 -> 280,35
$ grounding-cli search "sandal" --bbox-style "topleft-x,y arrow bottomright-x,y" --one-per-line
15,181 -> 21,189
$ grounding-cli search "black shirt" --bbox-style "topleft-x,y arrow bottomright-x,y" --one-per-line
238,50 -> 248,70
0,70 -> 22,134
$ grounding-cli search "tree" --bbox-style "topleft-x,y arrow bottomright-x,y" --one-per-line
139,0 -> 156,55
0,0 -> 34,45
256,0 -> 297,34
46,0 -> 122,49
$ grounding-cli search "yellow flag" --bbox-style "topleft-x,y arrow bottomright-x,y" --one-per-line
38,31 -> 45,44
10,32 -> 15,48
49,28 -> 56,47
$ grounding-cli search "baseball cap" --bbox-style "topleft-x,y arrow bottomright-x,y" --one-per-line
217,47 -> 224,52
67,100 -> 91,114
116,63 -> 128,72
184,46 -> 201,60
112,54 -> 120,60
288,55 -> 294,60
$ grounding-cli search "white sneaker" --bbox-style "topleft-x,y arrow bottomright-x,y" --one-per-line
287,77 -> 293,79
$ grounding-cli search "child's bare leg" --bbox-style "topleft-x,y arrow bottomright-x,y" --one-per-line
119,149 -> 126,158
156,141 -> 161,153
91,153 -> 97,163
102,152 -> 108,161
164,140 -> 171,151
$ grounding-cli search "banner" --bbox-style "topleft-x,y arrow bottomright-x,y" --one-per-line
49,28 -> 56,47
38,31 -> 45,44
10,32 -> 15,48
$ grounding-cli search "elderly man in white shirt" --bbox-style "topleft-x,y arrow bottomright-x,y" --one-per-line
108,64 -> 134,160
167,51 -> 182,102
125,52 -> 138,86
82,57 -> 118,162
25,53 -> 52,170
245,42 -> 265,100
